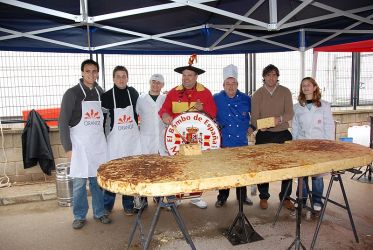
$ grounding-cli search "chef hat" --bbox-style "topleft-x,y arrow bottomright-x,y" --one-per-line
223,64 -> 238,81
150,73 -> 164,83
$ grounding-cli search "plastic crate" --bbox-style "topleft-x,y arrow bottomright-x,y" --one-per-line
22,108 -> 60,127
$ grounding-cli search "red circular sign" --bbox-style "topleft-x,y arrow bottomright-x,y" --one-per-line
164,112 -> 221,155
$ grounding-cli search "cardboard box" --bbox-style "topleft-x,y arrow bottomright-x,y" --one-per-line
257,117 -> 275,129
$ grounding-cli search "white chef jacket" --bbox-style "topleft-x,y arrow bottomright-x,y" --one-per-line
292,100 -> 335,140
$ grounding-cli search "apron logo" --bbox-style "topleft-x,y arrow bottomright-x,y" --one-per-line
117,114 -> 134,131
118,114 -> 133,124
165,112 -> 221,155
84,109 -> 101,126
84,109 -> 100,119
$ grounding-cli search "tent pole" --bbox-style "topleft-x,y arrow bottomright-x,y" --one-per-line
101,54 -> 106,90
250,53 -> 256,94
245,53 -> 249,95
351,52 -> 360,110
299,29 -> 306,80
80,0 -> 92,54
312,51 -> 318,79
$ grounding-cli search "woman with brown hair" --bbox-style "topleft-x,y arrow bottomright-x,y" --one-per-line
292,77 -> 335,212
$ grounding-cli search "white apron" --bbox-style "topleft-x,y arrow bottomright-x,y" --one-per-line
70,84 -> 107,178
137,93 -> 167,156
106,87 -> 142,161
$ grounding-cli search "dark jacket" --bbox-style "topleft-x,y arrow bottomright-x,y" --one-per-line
22,110 -> 55,175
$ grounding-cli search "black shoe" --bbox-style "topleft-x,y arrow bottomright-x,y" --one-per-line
104,208 -> 112,215
124,207 -> 136,216
94,215 -> 111,224
215,200 -> 226,208
72,219 -> 86,229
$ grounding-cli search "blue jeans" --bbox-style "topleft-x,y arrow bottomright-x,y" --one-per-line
103,190 -> 134,211
301,176 -> 324,206
72,177 -> 106,220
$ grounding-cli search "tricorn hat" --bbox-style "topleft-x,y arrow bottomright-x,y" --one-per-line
174,54 -> 205,75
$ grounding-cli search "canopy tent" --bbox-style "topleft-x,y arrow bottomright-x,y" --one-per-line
1,0 -> 373,54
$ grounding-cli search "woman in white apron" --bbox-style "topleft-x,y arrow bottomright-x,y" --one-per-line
101,66 -> 142,215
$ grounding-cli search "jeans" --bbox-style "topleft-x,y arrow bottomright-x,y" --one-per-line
255,130 -> 293,201
301,176 -> 324,206
257,179 -> 293,201
72,177 -> 105,220
217,187 -> 247,202
103,190 -> 134,211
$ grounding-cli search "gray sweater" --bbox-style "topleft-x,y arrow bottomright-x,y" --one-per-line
58,80 -> 104,152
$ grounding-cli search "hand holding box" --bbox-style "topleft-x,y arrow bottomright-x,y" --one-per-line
257,117 -> 276,129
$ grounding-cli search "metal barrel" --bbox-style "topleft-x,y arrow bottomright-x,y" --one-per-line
55,163 -> 73,207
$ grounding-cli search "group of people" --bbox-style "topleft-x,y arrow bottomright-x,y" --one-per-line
59,57 -> 334,230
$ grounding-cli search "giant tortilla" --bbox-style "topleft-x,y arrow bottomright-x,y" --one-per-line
97,140 -> 373,196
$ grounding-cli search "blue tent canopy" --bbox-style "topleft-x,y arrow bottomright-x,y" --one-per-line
1,0 -> 373,54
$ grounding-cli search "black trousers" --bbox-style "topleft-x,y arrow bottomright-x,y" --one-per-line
255,130 -> 293,201
217,186 -> 247,202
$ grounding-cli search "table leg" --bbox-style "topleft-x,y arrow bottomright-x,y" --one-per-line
137,197 -> 196,250
310,172 -> 359,250
287,177 -> 306,250
127,199 -> 148,249
143,200 -> 163,250
356,164 -> 373,184
169,203 -> 196,249
225,188 -> 263,245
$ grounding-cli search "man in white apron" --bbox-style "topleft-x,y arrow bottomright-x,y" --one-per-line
137,74 -> 168,205
101,65 -> 142,215
59,59 -> 111,230
136,74 -> 168,156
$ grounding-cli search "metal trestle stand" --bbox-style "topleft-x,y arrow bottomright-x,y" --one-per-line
127,197 -> 196,250
311,171 -> 359,249
225,188 -> 263,245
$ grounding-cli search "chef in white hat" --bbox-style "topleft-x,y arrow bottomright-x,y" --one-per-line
136,74 -> 168,156
213,64 -> 254,207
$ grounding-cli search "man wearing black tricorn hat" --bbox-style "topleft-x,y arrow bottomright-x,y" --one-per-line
159,54 -> 217,124
158,54 -> 217,209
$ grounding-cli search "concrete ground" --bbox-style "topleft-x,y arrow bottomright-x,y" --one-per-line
0,173 -> 372,250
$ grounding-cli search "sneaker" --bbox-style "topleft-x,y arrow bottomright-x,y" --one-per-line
124,208 -> 136,216
94,215 -> 111,224
215,200 -> 226,208
313,203 -> 322,212
72,219 -> 86,230
166,199 -> 181,211
251,186 -> 257,196
283,200 -> 295,211
190,198 -> 208,209
260,199 -> 268,209
243,197 -> 253,206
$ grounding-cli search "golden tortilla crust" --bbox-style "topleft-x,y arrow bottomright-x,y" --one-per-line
97,140 -> 373,196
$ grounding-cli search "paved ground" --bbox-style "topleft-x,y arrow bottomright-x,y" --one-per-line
0,173 -> 372,250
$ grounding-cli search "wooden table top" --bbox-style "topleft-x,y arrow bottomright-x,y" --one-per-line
97,140 -> 373,196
